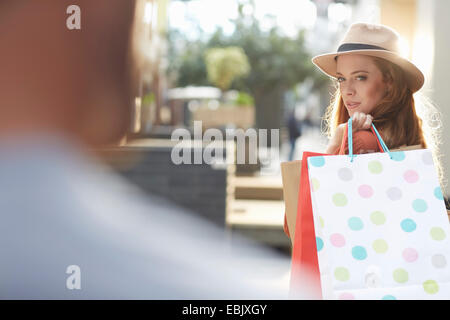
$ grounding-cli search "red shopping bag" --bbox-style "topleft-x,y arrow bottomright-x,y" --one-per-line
289,151 -> 327,298
289,125 -> 385,298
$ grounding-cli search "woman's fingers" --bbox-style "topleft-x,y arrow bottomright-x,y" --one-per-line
351,112 -> 372,131
351,112 -> 363,130
363,114 -> 373,129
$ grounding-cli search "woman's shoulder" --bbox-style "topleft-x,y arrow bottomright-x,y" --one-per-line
353,130 -> 377,141
346,130 -> 380,154
353,130 -> 380,154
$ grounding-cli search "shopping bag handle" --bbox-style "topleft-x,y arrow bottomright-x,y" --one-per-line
347,117 -> 393,162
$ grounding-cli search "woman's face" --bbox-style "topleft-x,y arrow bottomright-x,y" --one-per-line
336,54 -> 390,117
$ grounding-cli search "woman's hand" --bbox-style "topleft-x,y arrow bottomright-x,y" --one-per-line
351,112 -> 373,132
325,113 -> 373,153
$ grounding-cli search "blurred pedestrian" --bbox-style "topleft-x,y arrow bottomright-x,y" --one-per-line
287,110 -> 302,161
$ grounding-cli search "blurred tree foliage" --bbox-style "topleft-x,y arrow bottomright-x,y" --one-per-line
235,91 -> 254,107
166,29 -> 209,87
166,3 -> 329,131
204,47 -> 250,92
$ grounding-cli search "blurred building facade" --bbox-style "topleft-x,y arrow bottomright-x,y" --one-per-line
130,0 -> 170,136
378,0 -> 450,197
131,0 -> 450,198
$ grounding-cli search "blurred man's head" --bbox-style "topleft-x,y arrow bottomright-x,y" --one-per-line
0,0 -> 137,146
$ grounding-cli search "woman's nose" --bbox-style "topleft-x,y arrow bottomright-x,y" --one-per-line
342,82 -> 356,96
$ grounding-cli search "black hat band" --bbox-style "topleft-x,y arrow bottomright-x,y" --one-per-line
334,43 -> 389,60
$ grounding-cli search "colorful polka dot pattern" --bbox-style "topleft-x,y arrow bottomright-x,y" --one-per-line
386,187 -> 402,201
400,218 -> 416,232
338,168 -> 353,181
412,199 -> 427,212
373,239 -> 388,254
330,233 -> 346,247
370,211 -> 386,225
430,227 -> 446,241
368,161 -> 383,174
391,151 -> 406,162
358,185 -> 374,198
316,237 -> 324,252
402,248 -> 418,262
434,187 -> 444,200
308,149 -> 450,299
348,217 -> 363,231
432,254 -> 447,268
393,268 -> 409,283
352,246 -> 367,260
319,216 -> 325,228
423,280 -> 439,294
332,193 -> 348,207
334,267 -> 350,282
309,156 -> 325,167
311,178 -> 320,192
404,170 -> 419,183
338,292 -> 355,300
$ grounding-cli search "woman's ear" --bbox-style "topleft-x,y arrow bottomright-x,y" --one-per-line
384,75 -> 393,95
385,66 -> 396,92
386,83 -> 392,95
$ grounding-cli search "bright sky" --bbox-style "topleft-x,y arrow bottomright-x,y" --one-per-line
168,0 -> 319,40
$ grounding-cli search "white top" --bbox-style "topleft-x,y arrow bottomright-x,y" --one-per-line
0,134 -> 292,299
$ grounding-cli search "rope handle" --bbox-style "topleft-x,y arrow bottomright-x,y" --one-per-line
339,118 -> 393,161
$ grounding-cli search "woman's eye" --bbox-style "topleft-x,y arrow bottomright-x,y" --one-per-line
337,75 -> 366,82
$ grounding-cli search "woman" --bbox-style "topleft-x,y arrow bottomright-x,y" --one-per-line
283,22 -> 444,238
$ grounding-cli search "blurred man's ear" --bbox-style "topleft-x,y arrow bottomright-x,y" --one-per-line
0,0 -> 137,146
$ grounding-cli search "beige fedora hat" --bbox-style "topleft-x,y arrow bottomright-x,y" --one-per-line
312,22 -> 424,93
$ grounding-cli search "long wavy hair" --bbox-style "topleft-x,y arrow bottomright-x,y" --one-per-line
322,55 -> 445,188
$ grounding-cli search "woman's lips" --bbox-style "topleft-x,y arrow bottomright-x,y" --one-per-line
346,103 -> 360,110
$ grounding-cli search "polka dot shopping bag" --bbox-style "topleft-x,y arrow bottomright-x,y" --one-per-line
307,118 -> 450,299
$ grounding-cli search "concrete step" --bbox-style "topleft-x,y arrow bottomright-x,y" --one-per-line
227,199 -> 285,228
232,176 -> 283,200
226,199 -> 289,248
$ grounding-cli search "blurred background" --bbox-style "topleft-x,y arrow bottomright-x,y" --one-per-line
103,0 -> 450,290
